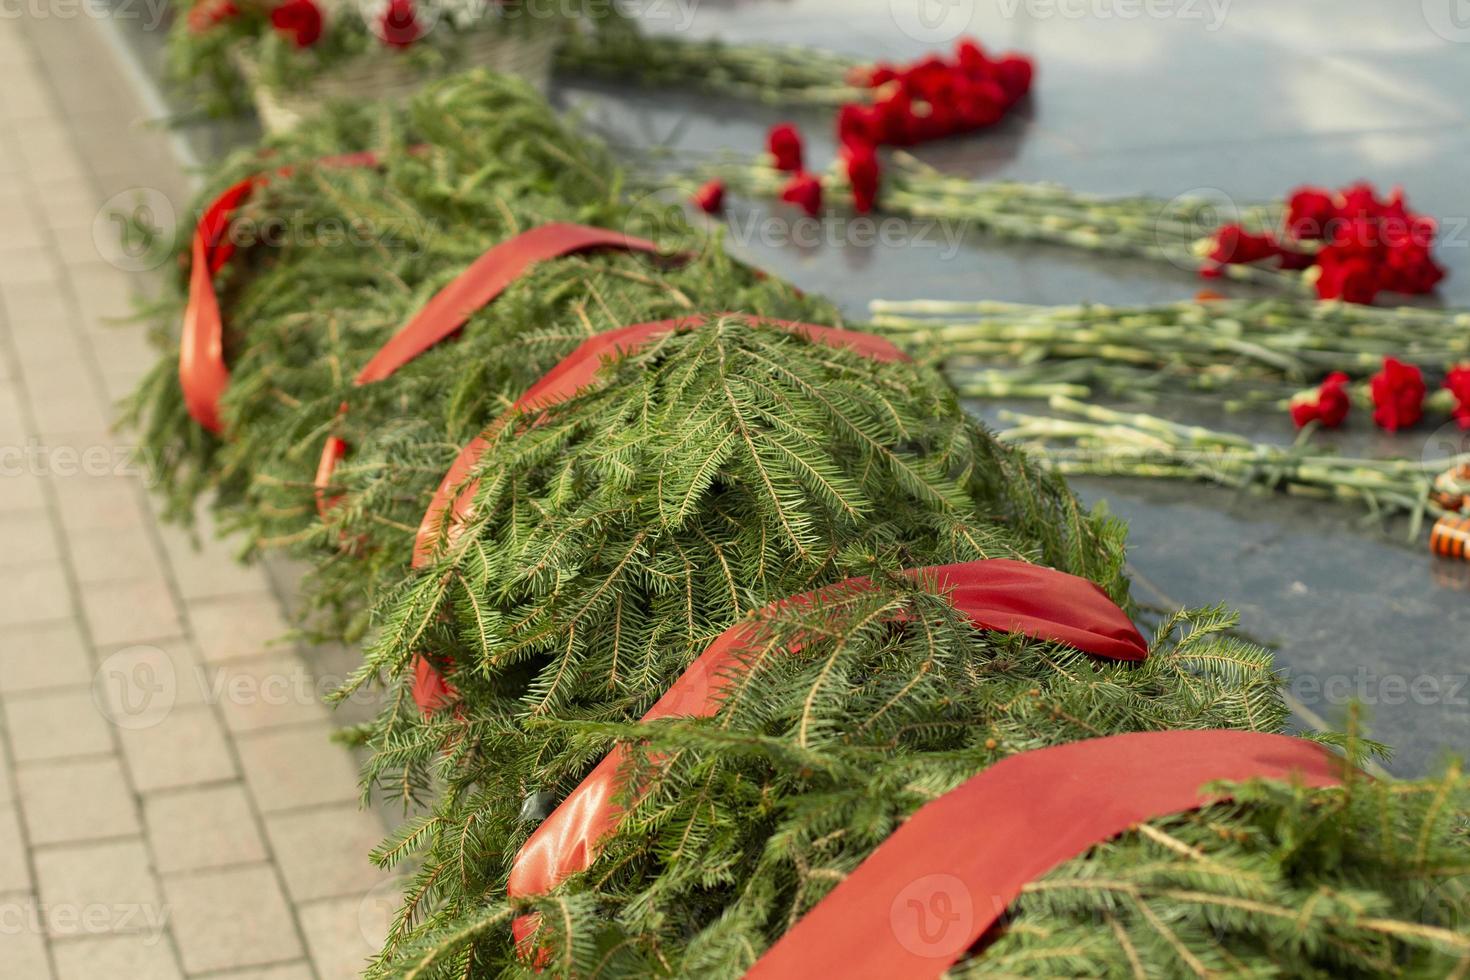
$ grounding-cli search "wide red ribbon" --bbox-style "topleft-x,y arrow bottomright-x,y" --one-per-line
407,314 -> 911,713
311,223 -> 667,514
505,559 -> 1150,947
179,151 -> 383,435
745,730 -> 1344,979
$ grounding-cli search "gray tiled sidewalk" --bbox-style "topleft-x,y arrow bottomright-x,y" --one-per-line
0,16 -> 396,980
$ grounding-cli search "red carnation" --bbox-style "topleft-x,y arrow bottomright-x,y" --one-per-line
1314,244 -> 1380,305
837,103 -> 881,150
779,172 -> 822,217
1378,208 -> 1434,250
903,55 -> 951,97
767,123 -> 804,173
378,0 -> 422,48
1276,247 -> 1316,271
1208,224 -> 1281,265
853,62 -> 899,88
993,54 -> 1034,106
843,142 -> 880,214
1446,365 -> 1470,429
269,0 -> 322,48
1337,182 -> 1388,221
1289,372 -> 1352,429
187,0 -> 238,32
955,38 -> 989,75
1325,214 -> 1381,261
1378,241 -> 1445,295
1285,186 -> 1336,240
874,90 -> 920,146
833,41 -> 1031,152
1369,357 -> 1425,431
691,179 -> 725,214
958,79 -> 1006,127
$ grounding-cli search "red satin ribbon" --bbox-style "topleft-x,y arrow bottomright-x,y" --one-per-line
505,559 -> 1150,947
745,730 -> 1344,979
408,314 -> 911,713
179,151 -> 383,435
311,223 -> 666,515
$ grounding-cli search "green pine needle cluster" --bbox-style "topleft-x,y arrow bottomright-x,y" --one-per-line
125,70 -> 831,640
125,71 -> 1469,979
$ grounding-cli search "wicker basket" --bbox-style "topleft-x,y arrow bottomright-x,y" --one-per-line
235,30 -> 558,133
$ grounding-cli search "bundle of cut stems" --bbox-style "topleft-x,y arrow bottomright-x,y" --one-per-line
556,28 -> 864,105
868,296 -> 1470,401
999,396 -> 1469,540
696,154 -> 1299,287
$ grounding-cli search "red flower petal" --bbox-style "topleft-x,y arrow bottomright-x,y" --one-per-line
691,179 -> 725,214
1369,357 -> 1425,431
779,172 -> 823,217
842,143 -> 880,214
767,124 -> 804,173
270,0 -> 322,48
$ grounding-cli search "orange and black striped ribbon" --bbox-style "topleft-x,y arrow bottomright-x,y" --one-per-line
1430,515 -> 1470,561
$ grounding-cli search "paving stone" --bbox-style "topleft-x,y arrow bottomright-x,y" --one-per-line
155,522 -> 275,602
0,733 -> 12,805
189,595 -> 294,665
0,202 -> 45,250
212,656 -> 331,735
0,380 -> 28,440
4,688 -> 115,762
100,363 -> 151,403
9,318 -> 86,372
34,839 -> 164,938
0,509 -> 60,568
48,220 -> 106,271
0,471 -> 46,513
81,578 -> 183,648
265,805 -> 388,904
0,244 -> 60,283
298,893 -> 389,980
51,475 -> 149,533
86,324 -> 155,373
1,277 -> 69,324
38,201 -> 101,244
0,804 -> 31,892
117,705 -> 236,793
20,150 -> 85,187
29,392 -> 112,439
17,757 -> 140,845
0,893 -> 53,979
67,265 -> 137,333
0,620 -> 90,695
65,523 -> 166,585
92,639 -> 207,730
0,561 -> 72,627
204,964 -> 315,980
144,785 -> 267,875
33,177 -> 99,227
162,865 -> 303,974
52,934 -> 183,980
12,429 -> 137,496
235,725 -> 361,814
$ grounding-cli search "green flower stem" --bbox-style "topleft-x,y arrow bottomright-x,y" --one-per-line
996,398 -> 1468,537
865,297 -> 1470,403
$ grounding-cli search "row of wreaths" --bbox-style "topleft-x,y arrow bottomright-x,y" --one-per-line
143,76 -> 1466,978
